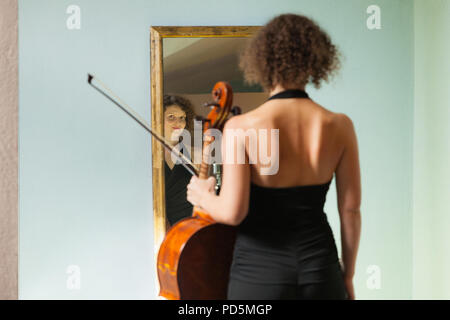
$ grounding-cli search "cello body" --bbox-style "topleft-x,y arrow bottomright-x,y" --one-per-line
157,218 -> 236,299
157,82 -> 239,300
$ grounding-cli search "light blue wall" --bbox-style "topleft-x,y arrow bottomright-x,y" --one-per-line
19,0 -> 414,299
413,0 -> 450,299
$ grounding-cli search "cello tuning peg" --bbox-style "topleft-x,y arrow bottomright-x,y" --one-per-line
203,102 -> 220,108
231,106 -> 242,116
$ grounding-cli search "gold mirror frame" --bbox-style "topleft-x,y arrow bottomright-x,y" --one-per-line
150,26 -> 260,277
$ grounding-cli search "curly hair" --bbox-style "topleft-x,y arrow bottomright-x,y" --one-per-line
239,14 -> 341,91
163,94 -> 196,134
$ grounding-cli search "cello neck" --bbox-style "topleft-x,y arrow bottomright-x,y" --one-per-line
198,135 -> 215,179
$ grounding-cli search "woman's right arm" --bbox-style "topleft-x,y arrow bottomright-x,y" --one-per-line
335,114 -> 362,299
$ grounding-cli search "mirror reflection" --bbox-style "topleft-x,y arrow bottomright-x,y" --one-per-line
162,37 -> 268,231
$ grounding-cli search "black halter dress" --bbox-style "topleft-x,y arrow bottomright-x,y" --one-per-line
227,89 -> 348,300
164,143 -> 193,226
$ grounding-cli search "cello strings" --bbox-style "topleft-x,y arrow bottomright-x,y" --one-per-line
87,73 -> 199,176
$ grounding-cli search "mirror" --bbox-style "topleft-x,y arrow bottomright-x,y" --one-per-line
150,26 -> 265,258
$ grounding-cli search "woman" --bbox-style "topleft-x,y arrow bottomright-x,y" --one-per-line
186,14 -> 361,300
163,94 -> 197,228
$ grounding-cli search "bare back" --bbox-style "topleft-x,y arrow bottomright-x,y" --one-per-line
241,98 -> 348,188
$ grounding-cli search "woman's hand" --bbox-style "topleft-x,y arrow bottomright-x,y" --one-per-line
343,276 -> 355,300
186,176 -> 216,208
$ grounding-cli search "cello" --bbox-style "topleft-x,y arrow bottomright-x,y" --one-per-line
157,82 -> 239,300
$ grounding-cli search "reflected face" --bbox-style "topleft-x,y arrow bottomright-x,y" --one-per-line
164,105 -> 187,143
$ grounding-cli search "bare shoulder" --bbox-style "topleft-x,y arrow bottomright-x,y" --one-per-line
314,100 -> 354,128
334,112 -> 356,134
329,112 -> 358,151
223,113 -> 250,130
315,104 -> 356,142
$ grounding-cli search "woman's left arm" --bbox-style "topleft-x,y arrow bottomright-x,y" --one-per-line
187,116 -> 251,226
